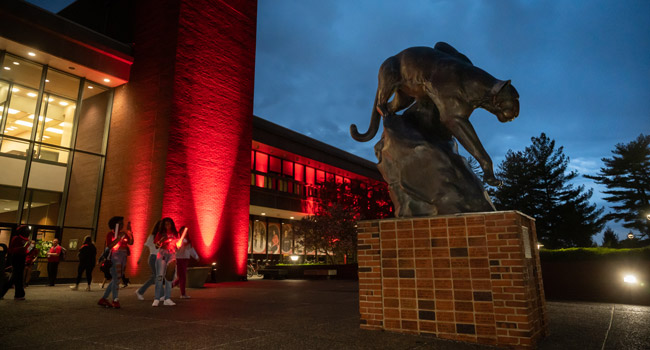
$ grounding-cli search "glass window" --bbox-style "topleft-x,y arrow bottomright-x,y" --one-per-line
0,80 -> 8,124
0,136 -> 30,158
269,156 -> 281,173
0,54 -> 43,89
64,152 -> 101,228
76,82 -> 110,154
316,170 -> 325,184
0,185 -> 21,223
45,68 -> 80,100
294,163 -> 304,182
255,152 -> 268,173
35,94 -> 76,149
305,166 -> 315,185
282,160 -> 293,177
21,188 -> 61,225
34,144 -> 69,164
327,172 -> 335,182
4,85 -> 39,140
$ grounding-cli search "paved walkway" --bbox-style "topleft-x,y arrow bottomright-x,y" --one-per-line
1,280 -> 649,349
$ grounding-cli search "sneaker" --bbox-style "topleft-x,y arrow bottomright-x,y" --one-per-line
98,298 -> 111,308
112,300 -> 121,309
163,299 -> 176,306
180,295 -> 191,299
70,285 -> 78,291
135,291 -> 144,300
85,285 -> 91,291
152,299 -> 160,307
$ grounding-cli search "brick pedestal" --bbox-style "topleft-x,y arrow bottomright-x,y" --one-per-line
357,211 -> 548,348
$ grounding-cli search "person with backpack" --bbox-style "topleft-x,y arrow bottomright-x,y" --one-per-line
70,236 -> 97,291
97,216 -> 133,309
46,238 -> 63,286
0,225 -> 32,300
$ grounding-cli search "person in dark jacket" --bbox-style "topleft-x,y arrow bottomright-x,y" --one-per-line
0,225 -> 32,300
70,236 -> 97,291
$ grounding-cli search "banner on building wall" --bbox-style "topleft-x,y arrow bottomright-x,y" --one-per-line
267,222 -> 281,254
248,220 -> 253,254
294,231 -> 304,254
253,220 -> 266,254
281,223 -> 292,254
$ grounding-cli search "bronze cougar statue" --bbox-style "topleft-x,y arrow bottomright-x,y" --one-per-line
350,42 -> 519,186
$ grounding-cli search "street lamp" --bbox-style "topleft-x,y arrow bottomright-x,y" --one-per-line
627,232 -> 635,240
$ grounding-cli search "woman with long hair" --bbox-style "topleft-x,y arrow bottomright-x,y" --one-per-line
98,216 -> 134,309
135,220 -> 161,300
153,217 -> 178,306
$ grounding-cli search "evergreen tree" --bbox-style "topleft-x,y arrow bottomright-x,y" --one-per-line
493,133 -> 605,248
601,227 -> 619,248
585,134 -> 650,239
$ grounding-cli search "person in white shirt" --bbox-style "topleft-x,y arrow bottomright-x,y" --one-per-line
135,220 -> 161,300
173,233 -> 199,298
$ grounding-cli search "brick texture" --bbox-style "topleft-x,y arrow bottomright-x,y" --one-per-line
358,211 -> 548,348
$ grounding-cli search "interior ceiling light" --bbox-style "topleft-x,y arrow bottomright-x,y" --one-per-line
28,52 -> 36,57
45,79 -> 50,82
0,106 -> 19,114
88,85 -> 93,89
59,101 -> 69,106
11,88 -> 19,92
12,61 -> 19,65
59,122 -> 66,127
48,98 -> 54,102
15,120 -> 33,127
43,135 -> 50,139
27,92 -> 37,97
261,213 -> 266,216
3,67 -> 10,70
45,127 -> 63,134
103,78 -> 110,82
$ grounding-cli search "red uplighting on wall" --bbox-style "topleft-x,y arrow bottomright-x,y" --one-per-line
159,0 -> 257,277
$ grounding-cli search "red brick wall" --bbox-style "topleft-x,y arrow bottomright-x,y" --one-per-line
98,0 -> 257,280
358,211 -> 548,348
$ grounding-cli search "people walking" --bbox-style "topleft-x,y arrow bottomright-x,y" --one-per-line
23,240 -> 39,287
153,217 -> 179,307
135,220 -> 161,301
97,216 -> 133,309
0,225 -> 32,300
70,236 -> 97,291
46,238 -> 63,286
172,232 -> 199,299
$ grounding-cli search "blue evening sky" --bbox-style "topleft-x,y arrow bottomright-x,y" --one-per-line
28,0 -> 650,241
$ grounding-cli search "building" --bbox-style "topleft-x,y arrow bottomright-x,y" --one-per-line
0,0 -> 385,281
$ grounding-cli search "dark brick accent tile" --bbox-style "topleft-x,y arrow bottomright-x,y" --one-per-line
450,248 -> 468,257
456,323 -> 476,334
473,291 -> 493,301
419,311 -> 436,321
399,269 -> 415,278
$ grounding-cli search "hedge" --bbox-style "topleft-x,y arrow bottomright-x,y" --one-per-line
540,246 -> 650,262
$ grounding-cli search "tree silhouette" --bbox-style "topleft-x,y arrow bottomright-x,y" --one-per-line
586,134 -> 650,239
492,133 -> 605,248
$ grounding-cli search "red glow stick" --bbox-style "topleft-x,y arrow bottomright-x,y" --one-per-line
176,227 -> 188,249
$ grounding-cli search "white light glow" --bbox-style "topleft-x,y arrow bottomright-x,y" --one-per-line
28,115 -> 51,122
0,107 -> 20,114
15,120 -> 33,127
290,255 -> 299,262
45,127 -> 63,134
261,213 -> 266,216
88,86 -> 94,89
3,67 -> 10,70
103,78 -> 110,82
27,92 -> 37,97
59,101 -> 69,106
28,52 -> 36,57
624,275 -> 638,284
48,98 -> 54,102
43,135 -> 50,139
59,122 -> 67,127
12,61 -> 19,65
12,88 -> 19,92
45,79 -> 50,83
289,216 -> 294,219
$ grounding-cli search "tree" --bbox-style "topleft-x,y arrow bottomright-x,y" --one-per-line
492,133 -> 605,248
294,179 -> 393,264
601,227 -> 619,248
585,134 -> 650,239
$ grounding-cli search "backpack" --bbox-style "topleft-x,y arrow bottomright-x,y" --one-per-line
59,246 -> 67,261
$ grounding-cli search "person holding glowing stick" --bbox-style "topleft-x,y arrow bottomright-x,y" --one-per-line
97,216 -> 133,309
153,217 -> 180,306
172,227 -> 198,298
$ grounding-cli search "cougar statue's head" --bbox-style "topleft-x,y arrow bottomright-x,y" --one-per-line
489,80 -> 519,123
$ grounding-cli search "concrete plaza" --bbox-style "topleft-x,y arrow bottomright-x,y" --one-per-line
1,279 -> 649,349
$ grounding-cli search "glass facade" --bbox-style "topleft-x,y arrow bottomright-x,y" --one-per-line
0,51 -> 112,245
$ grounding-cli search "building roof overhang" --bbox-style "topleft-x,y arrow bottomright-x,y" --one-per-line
0,0 -> 133,86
